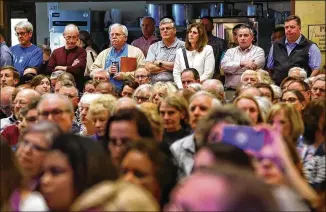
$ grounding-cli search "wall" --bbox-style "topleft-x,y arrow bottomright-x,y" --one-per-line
35,1 -> 147,45
295,0 -> 325,70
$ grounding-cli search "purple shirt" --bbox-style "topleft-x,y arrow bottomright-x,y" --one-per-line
267,35 -> 321,71
131,35 -> 158,57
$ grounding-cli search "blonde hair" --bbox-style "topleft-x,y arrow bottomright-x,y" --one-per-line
266,103 -> 304,143
159,94 -> 189,125
138,102 -> 163,141
257,69 -> 273,84
71,180 -> 159,211
233,95 -> 264,124
87,94 -> 117,118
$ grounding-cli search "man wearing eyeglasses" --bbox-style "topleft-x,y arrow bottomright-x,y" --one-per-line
10,21 -> 42,75
58,85 -> 81,133
47,24 -> 87,92
90,24 -> 145,90
145,18 -> 185,84
0,89 -> 40,132
37,93 -> 75,133
311,75 -> 325,100
134,67 -> 151,85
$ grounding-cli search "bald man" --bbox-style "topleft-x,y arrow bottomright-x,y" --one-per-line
47,24 -> 87,91
0,86 -> 15,118
0,89 -> 40,131
37,93 -> 75,133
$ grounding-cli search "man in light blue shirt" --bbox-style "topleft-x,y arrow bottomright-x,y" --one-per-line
0,25 -> 13,67
10,21 -> 42,75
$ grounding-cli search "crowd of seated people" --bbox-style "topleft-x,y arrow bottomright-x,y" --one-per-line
0,14 -> 325,211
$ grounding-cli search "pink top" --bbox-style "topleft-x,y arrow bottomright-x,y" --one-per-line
131,35 -> 158,57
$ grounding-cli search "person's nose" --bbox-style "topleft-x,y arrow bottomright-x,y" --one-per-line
95,120 -> 102,128
192,107 -> 201,116
163,113 -> 170,120
41,171 -> 51,187
122,171 -> 137,184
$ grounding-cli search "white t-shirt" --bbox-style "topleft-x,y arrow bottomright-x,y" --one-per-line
20,191 -> 48,211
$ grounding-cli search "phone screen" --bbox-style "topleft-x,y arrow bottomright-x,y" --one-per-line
221,126 -> 265,152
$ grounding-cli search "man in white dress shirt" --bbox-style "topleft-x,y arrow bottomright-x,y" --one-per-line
221,25 -> 265,90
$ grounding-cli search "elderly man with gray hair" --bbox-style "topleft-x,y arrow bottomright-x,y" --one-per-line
10,21 -> 42,75
145,18 -> 185,84
37,93 -> 76,133
47,24 -> 87,91
288,67 -> 307,80
170,91 -> 221,179
91,23 -> 145,89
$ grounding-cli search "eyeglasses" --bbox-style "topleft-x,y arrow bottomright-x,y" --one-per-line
159,27 -> 174,31
281,97 -> 299,103
19,140 -> 49,152
135,75 -> 149,79
38,109 -> 70,118
15,32 -> 28,37
312,87 -> 325,93
108,138 -> 131,147
110,33 -> 124,37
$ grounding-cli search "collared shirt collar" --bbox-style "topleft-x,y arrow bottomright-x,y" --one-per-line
285,34 -> 302,45
160,38 -> 179,49
181,134 -> 196,154
142,35 -> 157,41
237,44 -> 253,52
0,41 -> 5,46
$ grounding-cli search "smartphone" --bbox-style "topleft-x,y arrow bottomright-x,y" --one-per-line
111,61 -> 119,72
221,126 -> 265,152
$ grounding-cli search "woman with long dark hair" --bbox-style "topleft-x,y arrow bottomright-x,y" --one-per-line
78,30 -> 100,77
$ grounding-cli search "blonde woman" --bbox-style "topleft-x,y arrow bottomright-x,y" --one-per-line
87,94 -> 117,141
71,181 -> 159,211
173,23 -> 215,89
234,95 -> 264,125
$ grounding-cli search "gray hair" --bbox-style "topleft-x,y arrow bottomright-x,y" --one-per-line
189,91 -> 222,109
110,23 -> 128,37
270,85 -> 282,100
15,21 -> 33,33
288,67 -> 307,79
90,69 -> 109,79
20,120 -> 63,146
142,16 -> 156,26
239,25 -> 254,37
63,24 -> 79,35
240,70 -> 258,81
188,83 -> 202,92
133,84 -> 153,99
254,96 -> 272,119
159,18 -> 175,28
202,79 -> 224,94
79,93 -> 102,106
